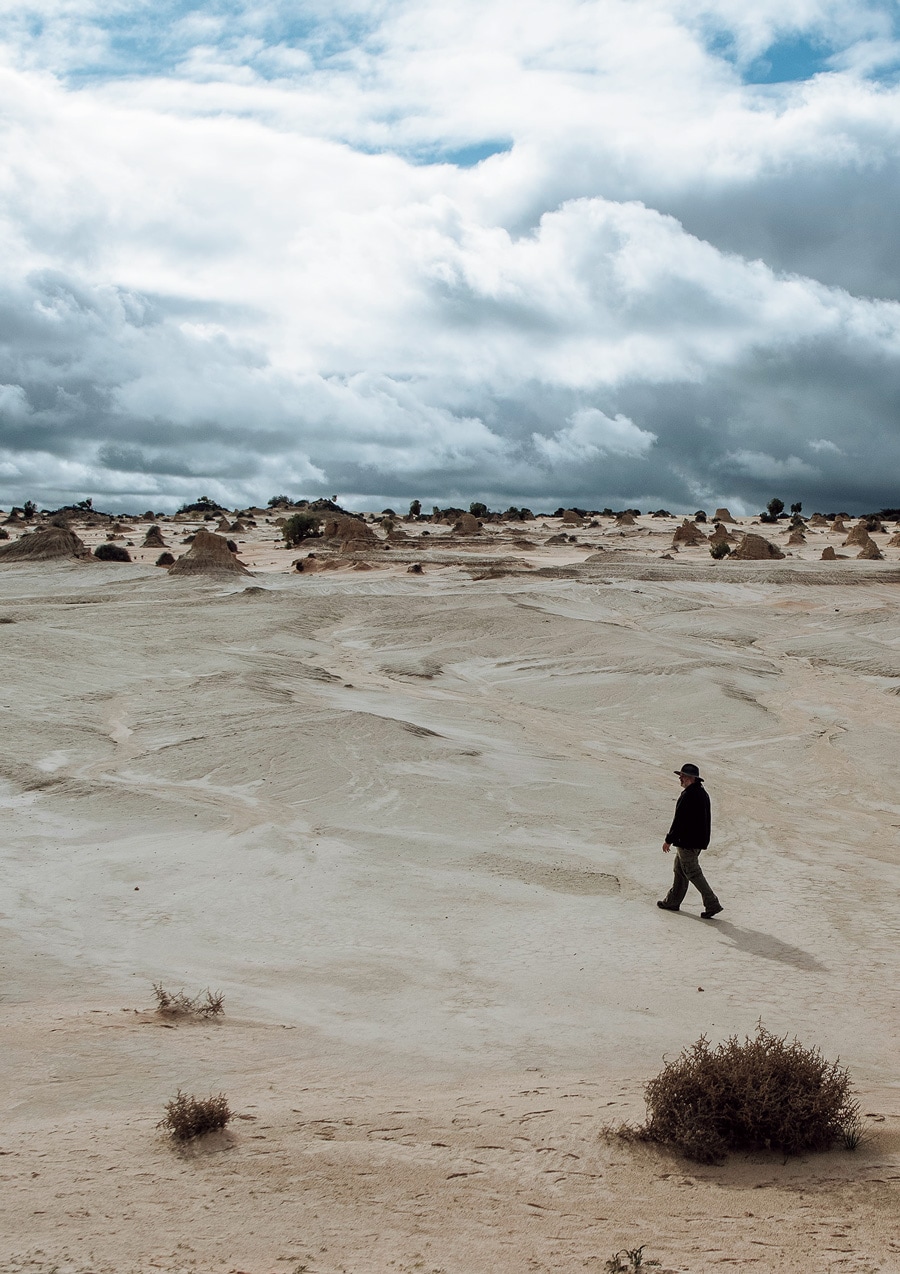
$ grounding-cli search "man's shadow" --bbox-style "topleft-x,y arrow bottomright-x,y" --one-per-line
684,915 -> 827,973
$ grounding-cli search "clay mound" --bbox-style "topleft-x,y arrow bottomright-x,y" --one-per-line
672,519 -> 704,546
168,529 -> 251,577
322,517 -> 379,551
808,513 -> 828,527
2,510 -> 23,525
561,509 -> 583,526
843,523 -> 870,547
858,539 -> 883,560
0,526 -> 91,563
142,525 -> 167,548
452,513 -> 482,536
787,529 -> 806,545
387,528 -> 411,542
830,518 -> 847,533
713,507 -> 736,523
216,517 -> 231,533
709,523 -> 734,544
230,520 -> 247,533
821,546 -> 837,560
731,533 -> 784,560
887,532 -> 900,547
615,511 -> 636,526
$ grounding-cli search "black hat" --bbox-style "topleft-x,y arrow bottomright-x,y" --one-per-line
674,763 -> 703,780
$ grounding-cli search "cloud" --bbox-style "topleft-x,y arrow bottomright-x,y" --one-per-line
0,0 -> 899,512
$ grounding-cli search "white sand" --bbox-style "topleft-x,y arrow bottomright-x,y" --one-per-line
1,512 -> 899,1272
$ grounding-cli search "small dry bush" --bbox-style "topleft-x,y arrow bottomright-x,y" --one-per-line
153,982 -> 225,1019
605,1244 -> 659,1272
709,540 -> 731,559
631,1025 -> 860,1163
155,551 -> 175,566
93,541 -> 131,562
158,1089 -> 232,1141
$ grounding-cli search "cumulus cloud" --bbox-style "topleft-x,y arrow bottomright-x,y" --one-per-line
0,0 -> 899,511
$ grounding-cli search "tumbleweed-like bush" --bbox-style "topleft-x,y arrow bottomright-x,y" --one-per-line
633,1025 -> 861,1163
158,1089 -> 232,1141
93,542 -> 132,562
152,982 -> 225,1019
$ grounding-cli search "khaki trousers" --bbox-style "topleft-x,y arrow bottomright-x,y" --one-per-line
664,847 -> 720,910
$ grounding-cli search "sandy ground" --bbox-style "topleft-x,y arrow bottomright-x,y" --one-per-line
1,510 -> 899,1273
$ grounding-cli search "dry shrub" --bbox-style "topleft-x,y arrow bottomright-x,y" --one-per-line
153,982 -> 225,1019
93,542 -> 131,562
158,1089 -> 232,1141
635,1025 -> 860,1163
155,551 -> 176,566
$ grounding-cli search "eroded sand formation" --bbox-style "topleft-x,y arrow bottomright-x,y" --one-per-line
0,505 -> 899,1273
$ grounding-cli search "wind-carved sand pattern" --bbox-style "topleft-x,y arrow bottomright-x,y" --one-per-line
0,508 -> 899,1272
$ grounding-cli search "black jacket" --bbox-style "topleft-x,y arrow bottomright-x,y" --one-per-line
666,782 -> 710,849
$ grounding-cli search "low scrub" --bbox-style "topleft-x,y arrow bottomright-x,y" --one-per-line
709,541 -> 731,559
158,1089 -> 232,1141
282,512 -> 321,546
152,982 -> 225,1019
623,1024 -> 861,1163
94,542 -> 131,562
155,551 -> 175,566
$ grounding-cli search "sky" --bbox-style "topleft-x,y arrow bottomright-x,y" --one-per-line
2,0 -> 900,514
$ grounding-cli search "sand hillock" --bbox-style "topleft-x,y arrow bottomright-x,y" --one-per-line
830,518 -> 847,533
321,517 -> 379,553
672,519 -> 704,546
142,525 -> 167,548
615,511 -> 636,526
230,520 -> 247,533
713,507 -> 736,523
809,513 -> 828,527
0,526 -> 91,563
858,539 -> 883,560
168,529 -> 251,577
709,522 -> 734,544
887,532 -> 900,547
787,529 -> 806,545
452,513 -> 482,536
561,509 -> 583,526
821,546 -> 837,560
731,533 -> 784,560
843,523 -> 871,547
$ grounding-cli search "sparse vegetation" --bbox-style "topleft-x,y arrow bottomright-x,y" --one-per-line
622,1024 -> 860,1164
176,495 -> 223,515
0,528 -> 7,540
282,511 -> 322,547
93,542 -> 132,562
760,496 -> 785,523
158,1089 -> 232,1141
155,551 -> 175,566
605,1246 -> 659,1272
408,499 -> 422,519
709,540 -> 731,559
152,982 -> 225,1019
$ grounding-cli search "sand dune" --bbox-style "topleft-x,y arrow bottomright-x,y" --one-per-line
1,512 -> 898,1272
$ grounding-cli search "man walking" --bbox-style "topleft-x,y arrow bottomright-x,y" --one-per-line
657,763 -> 723,918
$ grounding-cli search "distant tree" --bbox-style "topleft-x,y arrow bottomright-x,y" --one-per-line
470,502 -> 489,518
767,497 -> 785,518
694,510 -> 707,523
22,500 -> 36,519
408,499 -> 422,519
176,495 -> 221,514
267,494 -> 295,509
281,512 -> 321,546
790,502 -> 802,515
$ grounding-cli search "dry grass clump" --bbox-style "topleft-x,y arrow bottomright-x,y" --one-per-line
155,551 -> 176,566
152,982 -> 225,1019
624,1025 -> 861,1164
158,1089 -> 232,1142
